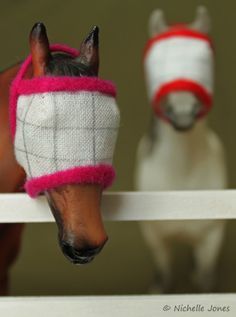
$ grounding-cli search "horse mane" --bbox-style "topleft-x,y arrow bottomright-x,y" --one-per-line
46,53 -> 95,77
0,51 -> 94,78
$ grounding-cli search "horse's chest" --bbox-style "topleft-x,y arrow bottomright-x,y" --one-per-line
136,145 -> 225,191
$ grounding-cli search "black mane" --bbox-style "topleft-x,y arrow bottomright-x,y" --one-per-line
46,53 -> 95,77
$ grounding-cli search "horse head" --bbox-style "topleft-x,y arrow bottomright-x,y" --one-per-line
13,23 -> 119,264
144,6 -> 213,131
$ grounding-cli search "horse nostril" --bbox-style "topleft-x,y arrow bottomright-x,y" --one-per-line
76,245 -> 104,257
60,241 -> 105,265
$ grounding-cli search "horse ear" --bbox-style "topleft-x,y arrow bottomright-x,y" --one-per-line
29,22 -> 51,77
78,26 -> 99,76
190,6 -> 211,34
148,9 -> 168,37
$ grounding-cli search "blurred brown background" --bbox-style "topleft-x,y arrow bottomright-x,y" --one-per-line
0,0 -> 236,295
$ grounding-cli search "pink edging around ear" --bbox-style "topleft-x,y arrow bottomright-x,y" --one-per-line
10,44 -> 80,140
143,26 -> 213,59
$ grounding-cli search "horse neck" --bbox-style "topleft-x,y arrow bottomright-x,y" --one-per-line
0,64 -> 26,192
154,118 -> 210,160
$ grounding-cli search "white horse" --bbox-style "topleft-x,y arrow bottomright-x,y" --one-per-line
135,6 -> 227,292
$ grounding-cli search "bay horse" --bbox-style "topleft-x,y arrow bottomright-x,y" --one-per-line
0,23 -> 116,295
135,6 -> 227,292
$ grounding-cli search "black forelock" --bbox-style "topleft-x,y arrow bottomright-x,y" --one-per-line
46,53 -> 95,77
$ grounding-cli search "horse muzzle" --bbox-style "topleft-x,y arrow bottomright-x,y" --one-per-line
60,240 -> 107,265
45,184 -> 108,264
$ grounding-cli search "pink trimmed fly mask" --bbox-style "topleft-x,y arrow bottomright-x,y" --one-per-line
10,44 -> 120,197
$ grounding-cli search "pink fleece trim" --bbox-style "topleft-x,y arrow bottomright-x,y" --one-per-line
10,44 -> 79,139
17,77 -> 116,97
25,165 -> 115,198
10,44 -> 116,139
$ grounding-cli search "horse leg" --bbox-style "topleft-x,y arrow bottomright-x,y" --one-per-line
192,221 -> 226,292
0,224 -> 24,295
140,222 -> 172,292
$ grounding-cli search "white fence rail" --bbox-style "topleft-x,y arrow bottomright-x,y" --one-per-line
1,190 -> 236,316
1,294 -> 236,317
0,190 -> 236,222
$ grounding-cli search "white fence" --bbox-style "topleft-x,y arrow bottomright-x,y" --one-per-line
1,294 -> 236,317
1,190 -> 236,222
1,190 -> 236,316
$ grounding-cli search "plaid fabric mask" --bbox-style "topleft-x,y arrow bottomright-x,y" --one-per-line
10,44 -> 120,197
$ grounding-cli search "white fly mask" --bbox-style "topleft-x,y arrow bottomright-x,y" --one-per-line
10,45 -> 120,197
143,25 -> 214,119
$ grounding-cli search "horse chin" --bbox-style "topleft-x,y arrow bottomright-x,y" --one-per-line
44,184 -> 108,264
172,124 -> 194,132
